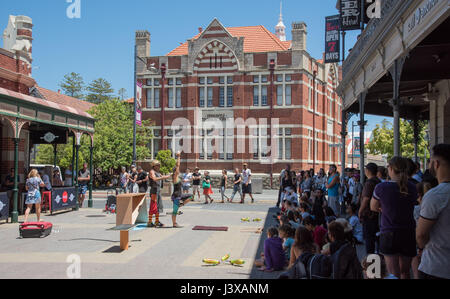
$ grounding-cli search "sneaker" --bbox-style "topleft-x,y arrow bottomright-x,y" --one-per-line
155,222 -> 165,228
147,222 -> 155,228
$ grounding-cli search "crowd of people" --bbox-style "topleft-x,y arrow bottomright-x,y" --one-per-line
257,143 -> 449,280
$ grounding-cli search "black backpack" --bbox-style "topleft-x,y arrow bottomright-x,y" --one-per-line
284,252 -> 333,279
330,242 -> 363,279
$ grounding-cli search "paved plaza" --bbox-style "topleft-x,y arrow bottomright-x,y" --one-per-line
0,190 -> 283,279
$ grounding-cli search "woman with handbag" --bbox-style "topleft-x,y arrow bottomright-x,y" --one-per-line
202,171 -> 213,204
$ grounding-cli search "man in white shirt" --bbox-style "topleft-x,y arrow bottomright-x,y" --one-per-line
241,163 -> 255,204
416,144 -> 450,279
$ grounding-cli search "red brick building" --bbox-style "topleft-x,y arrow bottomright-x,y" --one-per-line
136,18 -> 343,174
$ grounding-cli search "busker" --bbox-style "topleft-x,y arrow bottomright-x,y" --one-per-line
170,152 -> 193,228
148,160 -> 170,228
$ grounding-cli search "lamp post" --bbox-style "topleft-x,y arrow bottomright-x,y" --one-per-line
269,59 -> 275,189
160,63 -> 167,151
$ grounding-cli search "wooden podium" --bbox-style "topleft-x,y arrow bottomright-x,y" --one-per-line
115,193 -> 148,250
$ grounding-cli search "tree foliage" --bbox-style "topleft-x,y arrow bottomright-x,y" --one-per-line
59,72 -> 85,99
85,78 -> 114,104
35,99 -> 153,173
155,150 -> 176,175
367,119 -> 429,161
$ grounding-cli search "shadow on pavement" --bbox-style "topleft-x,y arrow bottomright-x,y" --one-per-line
249,207 -> 284,279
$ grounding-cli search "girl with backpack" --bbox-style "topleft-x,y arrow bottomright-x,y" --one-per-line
202,171 -> 213,204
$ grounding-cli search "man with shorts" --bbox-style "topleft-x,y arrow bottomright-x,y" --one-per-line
78,163 -> 90,208
192,168 -> 201,201
148,161 -> 170,228
241,163 -> 254,204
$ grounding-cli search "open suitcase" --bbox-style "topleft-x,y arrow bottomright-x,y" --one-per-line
19,222 -> 53,238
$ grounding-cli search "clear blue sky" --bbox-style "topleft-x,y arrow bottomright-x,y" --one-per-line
1,0 -> 389,131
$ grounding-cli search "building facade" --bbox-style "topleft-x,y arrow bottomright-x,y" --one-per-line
136,18 -> 343,174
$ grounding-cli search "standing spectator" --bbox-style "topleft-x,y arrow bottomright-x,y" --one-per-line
182,168 -> 192,194
3,168 -> 15,191
24,169 -> 45,223
77,163 -> 90,208
230,168 -> 243,203
351,174 -> 363,206
192,167 -> 201,201
359,163 -> 381,255
220,169 -> 229,203
64,165 -> 73,187
412,162 -> 423,183
128,165 -> 138,193
377,166 -> 388,183
314,168 -> 327,192
416,144 -> 450,279
241,163 -> 255,204
52,168 -> 64,187
119,167 -> 129,193
202,171 -> 213,204
277,165 -> 291,208
371,157 -> 418,279
326,164 -> 340,217
40,170 -> 52,192
406,158 -> 420,185
136,166 -> 149,193
300,171 -> 313,198
412,181 -> 432,279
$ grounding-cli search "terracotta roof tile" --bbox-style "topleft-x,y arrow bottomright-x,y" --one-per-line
167,25 -> 291,56
35,86 -> 95,113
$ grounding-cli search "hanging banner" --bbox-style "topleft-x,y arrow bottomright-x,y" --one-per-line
325,15 -> 341,63
353,136 -> 361,158
136,81 -> 143,126
0,192 -> 9,221
340,0 -> 362,31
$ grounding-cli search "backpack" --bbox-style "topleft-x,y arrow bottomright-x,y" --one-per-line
284,252 -> 332,279
330,242 -> 363,279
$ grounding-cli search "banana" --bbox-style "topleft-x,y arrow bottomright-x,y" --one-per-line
230,259 -> 245,266
222,254 -> 230,261
241,218 -> 250,222
202,259 -> 220,265
253,218 -> 262,222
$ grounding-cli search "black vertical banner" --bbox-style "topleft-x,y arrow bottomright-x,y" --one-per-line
340,0 -> 362,31
0,192 -> 9,221
325,15 -> 341,64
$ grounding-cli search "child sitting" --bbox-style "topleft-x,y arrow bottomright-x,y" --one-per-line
255,227 -> 286,272
287,210 -> 300,229
279,225 -> 295,265
346,204 -> 364,244
284,187 -> 299,207
299,203 -> 311,222
303,215 -> 328,249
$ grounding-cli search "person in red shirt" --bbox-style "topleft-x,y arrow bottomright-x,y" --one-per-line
304,215 -> 328,250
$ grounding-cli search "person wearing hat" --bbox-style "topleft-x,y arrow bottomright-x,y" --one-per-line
148,160 -> 170,228
358,163 -> 381,255
241,163 -> 255,204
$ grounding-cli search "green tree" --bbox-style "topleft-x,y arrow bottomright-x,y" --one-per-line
367,119 -> 429,160
89,98 -> 152,171
155,150 -> 176,175
118,88 -> 127,101
59,72 -> 85,99
34,99 -> 152,174
85,78 -> 114,104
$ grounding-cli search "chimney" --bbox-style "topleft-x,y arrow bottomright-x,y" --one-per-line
135,30 -> 151,58
198,27 -> 203,34
3,15 -> 33,74
291,22 -> 307,51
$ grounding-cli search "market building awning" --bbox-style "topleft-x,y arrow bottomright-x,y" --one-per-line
0,87 -> 94,133
336,0 -> 450,178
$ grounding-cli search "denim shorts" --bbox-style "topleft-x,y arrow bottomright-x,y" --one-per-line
80,184 -> 88,195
